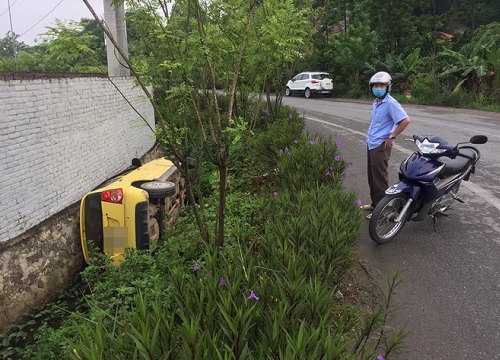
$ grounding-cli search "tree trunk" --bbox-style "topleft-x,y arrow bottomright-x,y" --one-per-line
216,162 -> 228,247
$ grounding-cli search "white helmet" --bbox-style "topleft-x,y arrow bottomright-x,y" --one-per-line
369,71 -> 392,94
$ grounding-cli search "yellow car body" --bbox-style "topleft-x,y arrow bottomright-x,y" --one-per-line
80,157 -> 179,265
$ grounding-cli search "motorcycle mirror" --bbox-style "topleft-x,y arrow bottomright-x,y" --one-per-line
470,135 -> 488,144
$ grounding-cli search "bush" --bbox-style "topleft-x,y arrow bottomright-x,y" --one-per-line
406,74 -> 500,111
232,108 -> 305,190
408,74 -> 441,105
275,134 -> 349,192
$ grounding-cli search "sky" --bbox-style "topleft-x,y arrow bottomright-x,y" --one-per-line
0,0 -> 104,45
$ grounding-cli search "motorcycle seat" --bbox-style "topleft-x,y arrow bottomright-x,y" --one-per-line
437,149 -> 477,177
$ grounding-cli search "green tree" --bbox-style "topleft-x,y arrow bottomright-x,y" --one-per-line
362,0 -> 432,56
244,0 -> 313,111
0,31 -> 28,58
307,1 -> 380,97
80,18 -> 107,65
438,22 -> 500,93
36,19 -> 105,72
84,0 -> 310,246
0,19 -> 107,73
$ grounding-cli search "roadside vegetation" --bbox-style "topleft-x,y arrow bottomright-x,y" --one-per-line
0,0 -> 497,357
0,102 -> 405,359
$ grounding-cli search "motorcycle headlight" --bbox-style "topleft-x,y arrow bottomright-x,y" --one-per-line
416,139 -> 447,154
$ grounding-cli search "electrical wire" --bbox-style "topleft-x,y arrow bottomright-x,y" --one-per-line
0,0 -> 18,17
19,0 -> 65,37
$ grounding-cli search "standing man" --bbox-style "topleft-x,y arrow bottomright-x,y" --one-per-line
361,71 -> 411,220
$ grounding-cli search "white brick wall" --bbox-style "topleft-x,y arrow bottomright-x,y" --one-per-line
0,76 -> 155,242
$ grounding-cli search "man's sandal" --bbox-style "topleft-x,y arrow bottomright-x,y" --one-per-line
360,204 -> 375,211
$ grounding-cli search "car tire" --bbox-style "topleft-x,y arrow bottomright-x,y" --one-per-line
320,79 -> 331,90
304,88 -> 312,98
141,181 -> 176,199
285,87 -> 292,96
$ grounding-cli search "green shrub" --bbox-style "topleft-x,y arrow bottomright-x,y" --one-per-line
276,134 -> 349,192
231,107 -> 305,190
68,186 -> 375,359
65,129 -> 387,359
348,82 -> 365,99
408,74 -> 441,105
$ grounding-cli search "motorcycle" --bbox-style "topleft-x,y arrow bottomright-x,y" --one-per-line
369,134 -> 488,244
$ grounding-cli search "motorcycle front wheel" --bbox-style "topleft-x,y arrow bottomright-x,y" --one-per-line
369,194 -> 410,244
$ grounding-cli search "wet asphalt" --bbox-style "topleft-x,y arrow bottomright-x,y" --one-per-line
282,96 -> 500,360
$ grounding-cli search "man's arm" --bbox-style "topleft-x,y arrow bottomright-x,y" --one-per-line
391,117 -> 411,138
383,117 -> 411,148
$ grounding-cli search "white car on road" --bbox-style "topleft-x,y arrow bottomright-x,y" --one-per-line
285,72 -> 333,98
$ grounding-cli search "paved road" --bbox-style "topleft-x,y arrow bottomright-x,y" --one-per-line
282,96 -> 500,360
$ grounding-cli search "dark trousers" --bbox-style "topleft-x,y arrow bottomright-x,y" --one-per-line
367,144 -> 392,206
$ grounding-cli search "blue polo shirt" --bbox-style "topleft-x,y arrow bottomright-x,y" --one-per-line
366,94 -> 408,150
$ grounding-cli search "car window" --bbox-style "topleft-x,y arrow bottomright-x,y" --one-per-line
293,74 -> 303,81
311,74 -> 330,80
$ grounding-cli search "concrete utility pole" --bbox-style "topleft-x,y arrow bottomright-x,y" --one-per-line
7,0 -> 17,58
103,0 -> 130,77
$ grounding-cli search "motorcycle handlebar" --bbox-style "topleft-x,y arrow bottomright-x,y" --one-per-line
408,135 -> 481,163
457,145 -> 481,163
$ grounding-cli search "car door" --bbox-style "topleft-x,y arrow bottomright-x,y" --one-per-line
290,73 -> 305,91
296,73 -> 309,91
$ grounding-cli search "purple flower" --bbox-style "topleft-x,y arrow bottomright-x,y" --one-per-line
294,139 -> 298,144
279,149 -> 284,155
377,356 -> 385,360
219,276 -> 226,286
336,139 -> 342,147
193,263 -> 200,271
347,161 -> 353,167
288,114 -> 293,120
309,140 -> 315,146
273,191 -> 278,198
335,155 -> 341,162
247,290 -> 260,301
260,116 -> 264,120
356,199 -> 362,206
285,146 -> 290,154
261,108 -> 269,114
326,172 -> 331,177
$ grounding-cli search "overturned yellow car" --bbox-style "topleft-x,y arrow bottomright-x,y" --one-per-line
80,157 -> 183,265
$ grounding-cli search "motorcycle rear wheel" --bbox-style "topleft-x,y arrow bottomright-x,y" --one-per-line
369,194 -> 410,244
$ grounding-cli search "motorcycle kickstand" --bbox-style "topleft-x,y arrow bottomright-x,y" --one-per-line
432,211 -> 449,232
432,216 -> 439,232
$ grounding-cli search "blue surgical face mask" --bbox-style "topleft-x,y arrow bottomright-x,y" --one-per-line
372,88 -> 387,98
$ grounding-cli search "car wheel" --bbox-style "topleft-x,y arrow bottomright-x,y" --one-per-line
304,88 -> 312,98
320,78 -> 332,90
285,87 -> 292,96
141,181 -> 176,199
